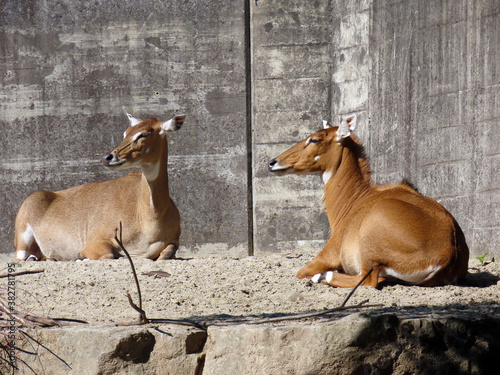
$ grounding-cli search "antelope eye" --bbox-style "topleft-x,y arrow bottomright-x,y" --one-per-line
133,132 -> 150,143
305,137 -> 322,147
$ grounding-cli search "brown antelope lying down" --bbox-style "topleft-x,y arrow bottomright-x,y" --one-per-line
13,113 -> 185,261
268,115 -> 469,288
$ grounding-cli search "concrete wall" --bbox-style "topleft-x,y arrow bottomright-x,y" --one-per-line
0,0 -> 250,256
369,0 -> 500,258
251,0 -> 334,255
252,0 -> 500,259
1,0 -> 498,258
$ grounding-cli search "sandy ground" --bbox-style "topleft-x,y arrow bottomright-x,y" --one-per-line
0,250 -> 499,326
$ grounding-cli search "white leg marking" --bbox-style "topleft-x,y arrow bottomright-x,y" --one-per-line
16,250 -> 27,260
311,273 -> 321,284
20,224 -> 47,259
22,224 -> 35,245
325,271 -> 334,283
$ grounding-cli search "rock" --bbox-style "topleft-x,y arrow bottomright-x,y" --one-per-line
16,324 -> 206,375
203,314 -> 500,375
11,314 -> 500,374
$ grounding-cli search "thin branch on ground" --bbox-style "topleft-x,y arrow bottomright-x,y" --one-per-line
340,268 -> 374,308
203,300 -> 374,327
102,240 -> 376,328
130,269 -> 377,329
0,300 -> 61,329
204,269 -> 376,327
0,270 -> 44,279
114,222 -> 149,325
0,299 -> 80,374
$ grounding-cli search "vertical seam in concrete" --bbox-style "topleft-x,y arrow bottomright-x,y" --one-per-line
367,1 -> 374,160
407,11 -> 416,184
326,0 -> 333,124
245,0 -> 254,256
466,1 -> 478,252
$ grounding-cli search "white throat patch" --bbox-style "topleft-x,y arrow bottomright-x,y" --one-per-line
141,162 -> 160,182
322,170 -> 333,185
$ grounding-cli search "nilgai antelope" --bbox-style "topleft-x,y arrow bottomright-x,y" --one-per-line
268,115 -> 469,288
13,113 -> 185,261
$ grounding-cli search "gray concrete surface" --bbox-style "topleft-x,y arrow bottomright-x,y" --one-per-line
251,0 -> 334,255
0,0 -> 498,258
0,0 -> 249,256
252,0 -> 500,259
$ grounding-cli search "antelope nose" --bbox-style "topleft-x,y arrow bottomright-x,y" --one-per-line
103,153 -> 114,165
268,159 -> 277,170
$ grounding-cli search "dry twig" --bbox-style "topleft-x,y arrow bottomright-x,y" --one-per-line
0,270 -> 44,279
114,222 -> 149,324
0,300 -> 61,329
0,300 -> 74,374
105,233 -> 375,328
204,268 -> 375,327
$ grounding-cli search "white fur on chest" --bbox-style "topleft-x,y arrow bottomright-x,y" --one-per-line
322,170 -> 333,185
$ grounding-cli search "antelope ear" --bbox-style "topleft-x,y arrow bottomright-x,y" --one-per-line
160,114 -> 186,134
323,120 -> 332,129
126,112 -> 143,126
336,114 -> 357,141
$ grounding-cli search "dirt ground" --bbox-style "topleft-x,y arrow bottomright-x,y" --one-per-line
1,250 -> 499,326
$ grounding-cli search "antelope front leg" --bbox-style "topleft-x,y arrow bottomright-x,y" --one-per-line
318,267 -> 383,288
80,240 -> 117,260
14,224 -> 44,261
156,243 -> 177,260
296,236 -> 342,279
13,249 -> 43,261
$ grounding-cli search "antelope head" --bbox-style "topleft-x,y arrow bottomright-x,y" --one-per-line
268,114 -> 356,177
103,113 -> 185,172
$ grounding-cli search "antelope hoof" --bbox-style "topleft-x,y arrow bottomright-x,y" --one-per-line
311,271 -> 334,284
157,245 -> 177,260
26,255 -> 39,261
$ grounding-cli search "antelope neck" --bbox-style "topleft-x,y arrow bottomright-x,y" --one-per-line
139,147 -> 170,216
323,148 -> 371,230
